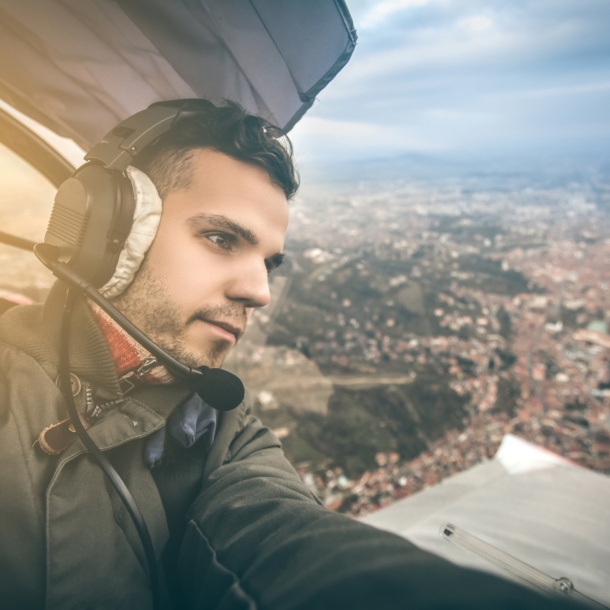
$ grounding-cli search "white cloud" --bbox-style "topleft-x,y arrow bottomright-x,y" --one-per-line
324,26 -> 519,94
424,107 -> 495,121
318,10 -> 589,104
292,117 -> 380,138
361,0 -> 433,29
457,15 -> 494,33
297,0 -> 610,161
290,116 -> 447,160
508,81 -> 610,99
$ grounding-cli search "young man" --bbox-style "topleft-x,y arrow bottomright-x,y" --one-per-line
0,102 -> 579,609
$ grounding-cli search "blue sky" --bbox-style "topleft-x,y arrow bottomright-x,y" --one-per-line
290,0 -> 610,169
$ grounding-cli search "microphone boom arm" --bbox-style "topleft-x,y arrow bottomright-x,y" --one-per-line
34,242 -> 245,411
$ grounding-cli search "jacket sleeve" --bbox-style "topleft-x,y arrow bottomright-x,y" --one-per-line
177,414 -> 582,610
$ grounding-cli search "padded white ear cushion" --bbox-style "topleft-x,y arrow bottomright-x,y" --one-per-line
99,166 -> 162,299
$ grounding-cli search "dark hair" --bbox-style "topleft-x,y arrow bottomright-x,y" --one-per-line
132,99 -> 299,200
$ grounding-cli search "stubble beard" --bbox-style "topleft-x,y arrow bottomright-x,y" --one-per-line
112,258 -> 243,369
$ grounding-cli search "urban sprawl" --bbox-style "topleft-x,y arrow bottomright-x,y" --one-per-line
229,179 -> 610,517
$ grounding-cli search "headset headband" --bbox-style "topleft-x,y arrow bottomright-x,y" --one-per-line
85,99 -> 217,171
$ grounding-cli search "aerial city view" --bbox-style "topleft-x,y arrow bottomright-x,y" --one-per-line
227,167 -> 610,516
223,0 -> 610,525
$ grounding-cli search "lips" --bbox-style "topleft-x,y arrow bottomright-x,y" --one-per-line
201,318 -> 244,341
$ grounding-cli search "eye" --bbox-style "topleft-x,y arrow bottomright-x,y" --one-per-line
207,233 -> 234,250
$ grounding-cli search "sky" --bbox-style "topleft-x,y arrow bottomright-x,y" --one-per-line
290,0 -> 610,171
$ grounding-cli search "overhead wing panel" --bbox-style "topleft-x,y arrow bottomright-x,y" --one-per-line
0,0 -> 356,148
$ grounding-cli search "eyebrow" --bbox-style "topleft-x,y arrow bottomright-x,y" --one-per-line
187,213 -> 258,245
187,212 -> 285,270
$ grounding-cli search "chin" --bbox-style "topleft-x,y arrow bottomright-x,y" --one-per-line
189,341 -> 232,369
151,334 -> 228,370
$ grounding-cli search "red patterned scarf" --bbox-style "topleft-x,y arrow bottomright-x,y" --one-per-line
89,302 -> 174,392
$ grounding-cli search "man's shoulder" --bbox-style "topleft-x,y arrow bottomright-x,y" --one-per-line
0,302 -> 45,349
0,309 -> 63,448
0,303 -> 53,378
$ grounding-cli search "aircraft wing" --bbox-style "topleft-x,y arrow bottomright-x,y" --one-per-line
361,434 -> 610,607
0,0 -> 356,148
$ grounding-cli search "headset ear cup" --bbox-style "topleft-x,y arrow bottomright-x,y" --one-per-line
98,167 -> 163,299
45,164 -> 135,286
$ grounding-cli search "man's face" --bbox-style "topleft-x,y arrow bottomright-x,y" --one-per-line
113,148 -> 289,368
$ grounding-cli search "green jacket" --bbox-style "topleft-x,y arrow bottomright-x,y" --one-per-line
0,284 -> 579,610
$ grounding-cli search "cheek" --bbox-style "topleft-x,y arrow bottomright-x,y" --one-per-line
146,226 -> 224,305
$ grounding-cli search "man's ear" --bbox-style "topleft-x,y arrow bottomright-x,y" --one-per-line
99,167 -> 162,299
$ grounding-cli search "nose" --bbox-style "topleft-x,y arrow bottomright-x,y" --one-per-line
225,258 -> 271,308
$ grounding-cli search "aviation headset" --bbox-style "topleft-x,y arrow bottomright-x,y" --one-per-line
45,99 -> 201,288
34,99 -> 248,608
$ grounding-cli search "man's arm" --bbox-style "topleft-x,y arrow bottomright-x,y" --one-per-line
177,415 -> 580,610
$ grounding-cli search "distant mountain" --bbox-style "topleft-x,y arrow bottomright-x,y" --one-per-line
300,150 -> 610,196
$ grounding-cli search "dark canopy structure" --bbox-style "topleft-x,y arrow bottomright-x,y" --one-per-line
0,0 -> 356,149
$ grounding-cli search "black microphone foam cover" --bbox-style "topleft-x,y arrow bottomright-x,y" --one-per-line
191,368 -> 245,412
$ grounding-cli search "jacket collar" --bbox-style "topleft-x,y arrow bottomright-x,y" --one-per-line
0,281 -> 191,420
